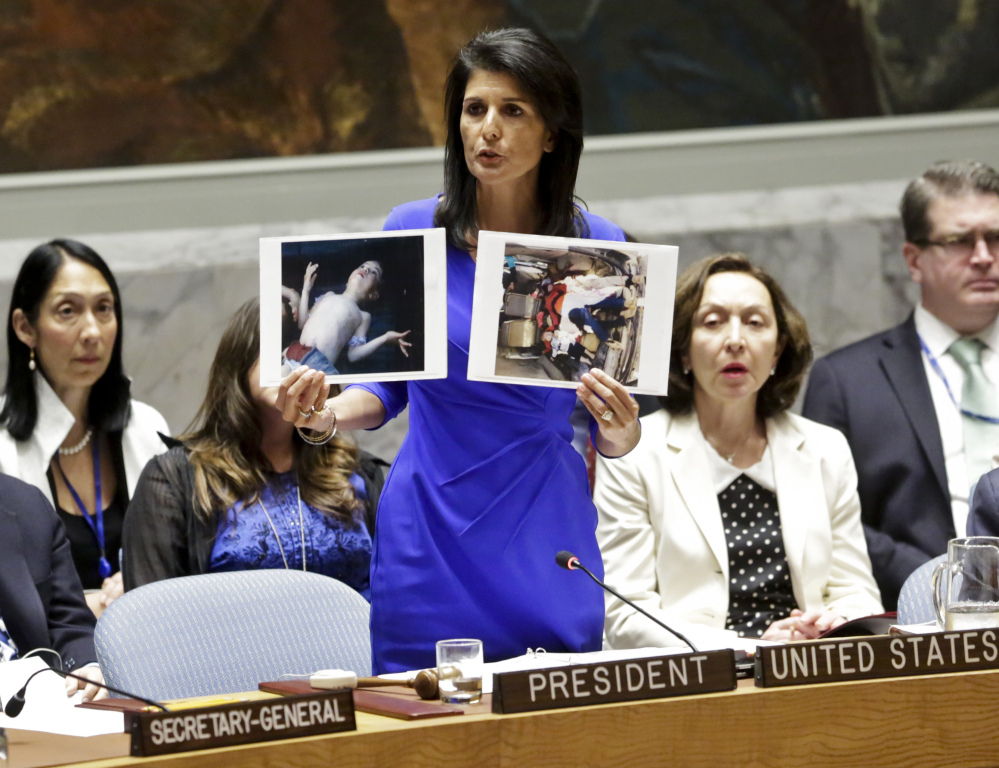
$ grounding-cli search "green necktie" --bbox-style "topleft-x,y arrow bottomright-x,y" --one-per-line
949,337 -> 999,485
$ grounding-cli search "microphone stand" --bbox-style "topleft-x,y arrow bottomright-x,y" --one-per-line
4,666 -> 167,717
561,552 -> 699,653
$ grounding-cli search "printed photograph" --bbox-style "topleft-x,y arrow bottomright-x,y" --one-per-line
468,233 -> 677,394
259,230 -> 447,386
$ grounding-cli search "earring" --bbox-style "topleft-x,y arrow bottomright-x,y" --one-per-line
770,366 -> 776,376
682,365 -> 690,375
28,348 -> 36,371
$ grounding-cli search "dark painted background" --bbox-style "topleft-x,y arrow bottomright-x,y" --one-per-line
0,0 -> 994,173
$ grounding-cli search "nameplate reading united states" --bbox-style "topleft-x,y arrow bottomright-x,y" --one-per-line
128,690 -> 355,756
491,650 -> 736,714
755,629 -> 999,688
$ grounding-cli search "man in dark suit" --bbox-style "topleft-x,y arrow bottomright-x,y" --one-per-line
804,160 -> 999,609
969,468 -> 999,536
0,472 -> 106,700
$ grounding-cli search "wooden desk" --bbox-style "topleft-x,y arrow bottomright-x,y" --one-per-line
34,670 -> 999,768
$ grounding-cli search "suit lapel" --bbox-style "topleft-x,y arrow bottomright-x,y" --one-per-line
880,315 -> 948,496
667,414 -> 729,573
768,416 -> 812,597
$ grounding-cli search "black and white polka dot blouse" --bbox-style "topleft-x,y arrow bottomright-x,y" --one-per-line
719,474 -> 796,637
703,443 -> 798,638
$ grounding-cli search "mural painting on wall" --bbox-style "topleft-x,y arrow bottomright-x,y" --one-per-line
518,0 -> 999,133
0,0 -> 995,174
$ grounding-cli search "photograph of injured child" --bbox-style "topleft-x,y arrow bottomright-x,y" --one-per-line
495,242 -> 646,386
278,235 -> 426,378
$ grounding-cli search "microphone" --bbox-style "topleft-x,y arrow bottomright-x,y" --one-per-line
555,550 -> 579,570
556,550 -> 699,652
4,666 -> 168,717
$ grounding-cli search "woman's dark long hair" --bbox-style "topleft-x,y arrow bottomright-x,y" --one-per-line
434,27 -> 587,250
1,239 -> 131,441
180,298 -> 362,523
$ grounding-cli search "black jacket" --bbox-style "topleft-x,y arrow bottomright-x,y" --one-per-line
803,314 -> 953,609
0,473 -> 97,670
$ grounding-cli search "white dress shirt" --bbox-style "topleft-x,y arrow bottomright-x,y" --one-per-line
914,304 -> 999,537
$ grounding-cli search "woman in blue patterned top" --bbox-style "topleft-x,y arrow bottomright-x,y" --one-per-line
122,299 -> 383,597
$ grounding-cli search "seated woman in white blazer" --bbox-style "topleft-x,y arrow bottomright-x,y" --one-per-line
594,253 -> 882,650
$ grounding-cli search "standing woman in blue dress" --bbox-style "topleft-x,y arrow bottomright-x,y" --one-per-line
280,28 -> 641,673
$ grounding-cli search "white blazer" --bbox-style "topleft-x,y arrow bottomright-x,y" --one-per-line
0,375 -> 169,506
594,409 -> 883,650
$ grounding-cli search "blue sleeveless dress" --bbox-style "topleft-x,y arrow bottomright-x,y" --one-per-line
350,197 -> 625,673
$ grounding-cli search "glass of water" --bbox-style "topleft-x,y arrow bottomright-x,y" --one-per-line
436,638 -> 483,704
932,537 -> 999,630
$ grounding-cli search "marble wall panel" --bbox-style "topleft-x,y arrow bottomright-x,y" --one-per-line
634,221 -> 890,358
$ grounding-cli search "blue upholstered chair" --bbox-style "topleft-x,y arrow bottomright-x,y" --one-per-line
896,554 -> 948,626
95,570 -> 370,701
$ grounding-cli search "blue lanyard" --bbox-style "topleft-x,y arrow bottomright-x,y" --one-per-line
56,438 -> 113,579
0,617 -> 17,662
919,334 -> 999,425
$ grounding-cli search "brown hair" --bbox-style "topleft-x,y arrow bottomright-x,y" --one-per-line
901,160 -> 999,244
661,253 -> 812,419
180,298 -> 361,522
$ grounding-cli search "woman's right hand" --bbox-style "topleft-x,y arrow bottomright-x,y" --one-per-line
761,616 -> 800,643
278,368 -> 388,432
277,366 -> 332,431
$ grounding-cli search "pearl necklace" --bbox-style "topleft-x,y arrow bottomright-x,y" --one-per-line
59,427 -> 94,456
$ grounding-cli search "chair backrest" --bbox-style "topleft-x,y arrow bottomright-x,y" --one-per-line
896,554 -> 948,626
95,570 -> 370,701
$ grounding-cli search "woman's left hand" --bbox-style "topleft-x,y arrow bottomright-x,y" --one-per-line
577,368 -> 640,458
763,609 -> 846,642
790,609 -> 847,639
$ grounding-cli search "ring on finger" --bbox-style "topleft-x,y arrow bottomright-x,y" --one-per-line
601,409 -> 614,421
298,406 -> 315,420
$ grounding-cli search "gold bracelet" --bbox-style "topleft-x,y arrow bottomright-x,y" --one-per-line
296,406 -> 337,445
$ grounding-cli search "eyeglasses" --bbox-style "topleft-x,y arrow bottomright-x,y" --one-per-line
917,230 -> 999,258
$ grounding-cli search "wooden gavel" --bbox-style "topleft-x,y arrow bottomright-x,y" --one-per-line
355,668 -> 441,700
